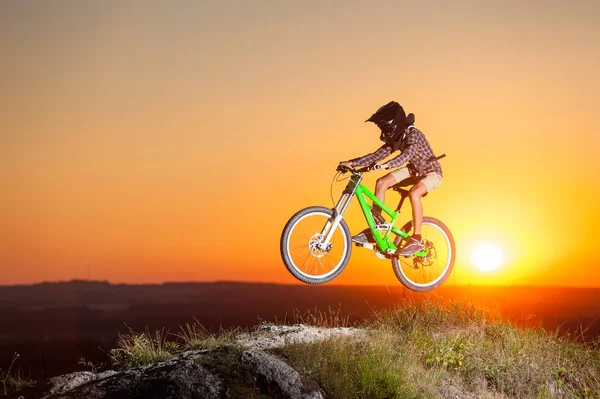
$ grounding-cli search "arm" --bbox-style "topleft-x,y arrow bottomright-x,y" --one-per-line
382,132 -> 419,168
349,145 -> 392,167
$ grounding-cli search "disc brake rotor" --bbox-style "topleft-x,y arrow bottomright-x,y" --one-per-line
412,240 -> 437,268
308,234 -> 327,258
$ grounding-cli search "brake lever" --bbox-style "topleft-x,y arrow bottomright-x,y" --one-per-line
338,164 -> 356,174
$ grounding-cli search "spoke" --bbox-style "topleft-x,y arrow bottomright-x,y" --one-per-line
314,256 -> 321,274
426,266 -> 435,283
417,269 -> 424,283
289,244 -> 309,249
290,250 -> 310,258
327,235 -> 345,266
325,253 -> 338,270
290,245 -> 310,253
290,250 -> 311,259
417,269 -> 425,284
323,255 -> 334,270
400,259 -> 412,273
317,256 -> 326,272
296,251 -> 311,263
294,233 -> 313,241
299,253 -> 312,272
290,244 -> 308,248
311,256 -> 318,275
306,254 -> 314,275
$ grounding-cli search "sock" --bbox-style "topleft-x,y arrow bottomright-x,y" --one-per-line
372,205 -> 383,214
412,234 -> 422,241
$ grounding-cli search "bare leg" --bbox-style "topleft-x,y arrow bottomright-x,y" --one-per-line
409,182 -> 428,235
375,173 -> 398,206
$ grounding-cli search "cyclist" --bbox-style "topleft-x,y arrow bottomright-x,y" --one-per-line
338,101 -> 443,256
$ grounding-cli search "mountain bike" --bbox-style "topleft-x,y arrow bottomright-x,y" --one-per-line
280,157 -> 455,292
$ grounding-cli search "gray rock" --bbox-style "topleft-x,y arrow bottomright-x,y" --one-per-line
45,372 -> 96,396
95,370 -> 118,380
42,351 -> 221,399
235,323 -> 361,350
25,325 -> 358,399
241,348 -> 324,399
41,369 -> 119,398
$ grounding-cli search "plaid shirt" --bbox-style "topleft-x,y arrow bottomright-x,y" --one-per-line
350,126 -> 443,177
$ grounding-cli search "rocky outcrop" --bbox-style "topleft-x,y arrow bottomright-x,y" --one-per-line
235,324 -> 358,350
14,324 -> 358,399
44,371 -> 118,397
241,348 -> 324,399
39,350 -> 223,399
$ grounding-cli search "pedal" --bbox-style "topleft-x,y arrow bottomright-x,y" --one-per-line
355,243 -> 375,250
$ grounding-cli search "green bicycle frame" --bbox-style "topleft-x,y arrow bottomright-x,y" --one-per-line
354,182 -> 407,253
320,172 -> 429,257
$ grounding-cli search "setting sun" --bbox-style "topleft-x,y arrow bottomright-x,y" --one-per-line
470,244 -> 504,272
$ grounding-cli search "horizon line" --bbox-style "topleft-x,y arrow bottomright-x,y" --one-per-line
0,279 -> 598,289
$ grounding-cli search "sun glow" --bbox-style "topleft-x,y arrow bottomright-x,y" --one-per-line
470,244 -> 504,272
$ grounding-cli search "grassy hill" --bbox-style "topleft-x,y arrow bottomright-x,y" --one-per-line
4,298 -> 600,398
277,300 -> 600,398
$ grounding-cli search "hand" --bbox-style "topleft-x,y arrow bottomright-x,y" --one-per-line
337,161 -> 353,173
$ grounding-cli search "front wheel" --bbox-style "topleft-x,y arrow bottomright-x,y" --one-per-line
280,206 -> 352,284
391,217 -> 456,292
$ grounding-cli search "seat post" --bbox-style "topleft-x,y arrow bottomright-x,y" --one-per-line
391,176 -> 419,212
395,192 -> 408,212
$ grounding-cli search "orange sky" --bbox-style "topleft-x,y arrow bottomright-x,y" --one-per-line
2,1 -> 599,286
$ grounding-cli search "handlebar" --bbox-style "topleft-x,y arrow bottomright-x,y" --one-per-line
336,165 -> 369,174
337,153 -> 446,175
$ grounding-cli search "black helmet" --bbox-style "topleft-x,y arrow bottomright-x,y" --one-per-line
365,101 -> 406,142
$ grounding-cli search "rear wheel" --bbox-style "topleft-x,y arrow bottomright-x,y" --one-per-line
391,217 -> 455,292
280,206 -> 352,284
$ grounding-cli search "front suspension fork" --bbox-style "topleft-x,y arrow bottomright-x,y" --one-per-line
318,193 -> 353,249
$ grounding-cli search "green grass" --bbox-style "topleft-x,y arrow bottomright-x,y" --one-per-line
273,306 -> 353,328
174,318 -> 242,351
65,300 -> 600,398
277,299 -> 600,399
108,326 -> 180,369
0,353 -> 35,397
104,321 -> 244,370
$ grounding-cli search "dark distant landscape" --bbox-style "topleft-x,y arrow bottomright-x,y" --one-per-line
0,281 -> 598,382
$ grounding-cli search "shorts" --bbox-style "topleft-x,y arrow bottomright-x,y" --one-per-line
390,167 -> 443,192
